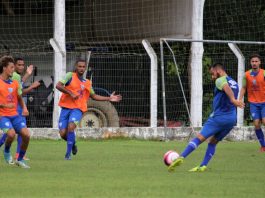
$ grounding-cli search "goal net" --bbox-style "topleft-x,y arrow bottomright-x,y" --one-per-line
161,39 -> 265,127
0,0 -> 264,128
0,0 -> 193,127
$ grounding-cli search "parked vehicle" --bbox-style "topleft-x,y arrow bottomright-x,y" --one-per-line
26,76 -> 120,128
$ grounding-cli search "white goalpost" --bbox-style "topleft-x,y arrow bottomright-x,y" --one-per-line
51,0 -> 66,128
160,38 -> 265,130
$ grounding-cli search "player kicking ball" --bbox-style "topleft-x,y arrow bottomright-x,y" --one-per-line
168,63 -> 244,172
56,59 -> 122,160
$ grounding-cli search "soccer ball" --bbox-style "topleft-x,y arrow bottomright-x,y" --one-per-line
163,150 -> 179,166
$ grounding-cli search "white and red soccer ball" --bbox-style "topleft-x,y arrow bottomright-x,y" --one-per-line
163,150 -> 179,166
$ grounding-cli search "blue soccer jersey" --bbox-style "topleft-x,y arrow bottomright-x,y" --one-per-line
212,76 -> 239,116
200,76 -> 239,140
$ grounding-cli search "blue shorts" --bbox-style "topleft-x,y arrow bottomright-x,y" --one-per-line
200,114 -> 236,141
58,108 -> 83,130
0,115 -> 27,134
249,102 -> 265,120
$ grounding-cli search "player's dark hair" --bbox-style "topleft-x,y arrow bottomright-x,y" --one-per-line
210,63 -> 225,71
73,59 -> 86,72
249,54 -> 261,61
14,57 -> 24,63
0,55 -> 14,74
75,59 -> 86,65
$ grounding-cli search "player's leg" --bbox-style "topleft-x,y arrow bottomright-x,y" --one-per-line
0,133 -> 7,148
58,108 -> 70,141
168,133 -> 205,172
181,117 -> 218,157
15,116 -> 29,160
15,134 -> 22,159
190,115 -> 236,172
0,117 -> 16,164
199,136 -> 220,167
4,129 -> 16,164
65,109 -> 82,159
15,127 -> 30,168
65,122 -> 77,160
259,117 -> 265,152
189,136 -> 219,172
250,103 -> 265,151
255,118 -> 265,151
12,115 -> 30,168
168,117 -> 216,172
258,104 -> 265,151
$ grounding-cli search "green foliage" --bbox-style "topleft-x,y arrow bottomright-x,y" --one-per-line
165,42 -> 190,77
204,0 -> 265,41
202,55 -> 213,121
166,61 -> 178,76
203,92 -> 214,122
202,56 -> 213,84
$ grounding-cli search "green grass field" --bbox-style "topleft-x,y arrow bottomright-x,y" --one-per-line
0,139 -> 264,198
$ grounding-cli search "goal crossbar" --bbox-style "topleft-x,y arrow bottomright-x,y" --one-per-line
161,38 -> 265,45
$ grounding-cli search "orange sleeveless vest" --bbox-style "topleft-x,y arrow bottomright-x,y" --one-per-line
0,79 -> 19,116
245,69 -> 265,103
59,73 -> 92,112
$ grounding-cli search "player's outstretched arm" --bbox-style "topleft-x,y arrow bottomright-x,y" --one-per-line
22,64 -> 34,83
22,81 -> 41,96
90,91 -> 122,102
223,84 -> 245,108
109,91 -> 122,102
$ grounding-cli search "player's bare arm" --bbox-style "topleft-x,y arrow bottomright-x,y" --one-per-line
22,64 -> 34,83
239,74 -> 247,101
0,103 -> 15,108
223,84 -> 245,108
90,91 -> 122,102
22,81 -> 41,96
18,95 -> 29,116
56,81 -> 79,99
239,86 -> 246,101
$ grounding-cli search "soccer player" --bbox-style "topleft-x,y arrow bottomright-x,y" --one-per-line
239,54 -> 265,152
0,55 -> 31,168
0,57 -> 40,160
56,59 -> 122,160
168,63 -> 244,172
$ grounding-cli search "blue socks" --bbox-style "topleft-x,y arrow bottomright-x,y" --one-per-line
4,144 -> 11,153
16,134 -> 22,153
18,150 -> 26,161
200,143 -> 216,166
255,129 -> 265,147
181,137 -> 201,158
0,133 -> 7,147
66,132 -> 75,158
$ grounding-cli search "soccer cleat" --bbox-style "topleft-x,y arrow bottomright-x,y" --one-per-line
72,144 -> 78,155
4,151 -> 14,165
168,157 -> 184,172
189,165 -> 207,172
14,153 -> 30,161
15,160 -> 30,169
64,156 -> 72,160
260,146 -> 265,152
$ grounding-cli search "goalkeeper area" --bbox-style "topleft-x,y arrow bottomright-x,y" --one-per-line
0,139 -> 264,197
